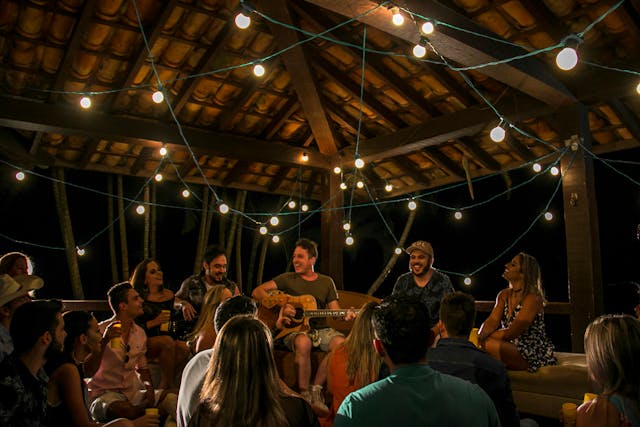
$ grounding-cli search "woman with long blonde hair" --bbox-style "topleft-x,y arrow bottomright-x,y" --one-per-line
189,316 -> 318,427
578,315 -> 640,426
187,284 -> 232,353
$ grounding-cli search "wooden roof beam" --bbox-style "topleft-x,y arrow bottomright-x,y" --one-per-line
268,166 -> 293,192
222,160 -> 251,186
457,137 -> 501,171
130,147 -> 153,176
423,147 -> 465,179
304,0 -> 575,107
392,156 -> 429,186
262,97 -> 299,139
609,99 -> 640,142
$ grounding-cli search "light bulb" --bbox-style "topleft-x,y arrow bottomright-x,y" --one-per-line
385,183 -> 393,192
80,96 -> 91,109
288,200 -> 296,209
159,146 -> 168,156
556,47 -> 578,71
464,277 -> 472,286
152,90 -> 164,103
235,12 -> 251,29
454,211 -> 462,220
76,247 -> 86,256
408,200 -> 417,211
301,204 -> 309,212
333,166 -> 342,174
550,166 -> 560,176
636,81 -> 640,95
154,173 -> 163,182
15,171 -> 25,181
490,125 -> 506,142
259,226 -> 268,235
354,158 -> 365,169
340,182 -> 347,190
356,180 -> 364,189
343,222 -> 351,231
272,235 -> 280,243
391,8 -> 404,26
219,203 -> 230,214
270,216 -> 279,226
421,21 -> 435,35
253,64 -> 265,77
394,247 -> 402,255
136,205 -> 145,215
181,189 -> 190,198
345,235 -> 355,246
301,152 -> 309,162
532,163 -> 542,172
412,44 -> 427,58
544,211 -> 553,221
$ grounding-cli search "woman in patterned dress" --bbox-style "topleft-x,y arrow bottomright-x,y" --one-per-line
478,252 -> 556,371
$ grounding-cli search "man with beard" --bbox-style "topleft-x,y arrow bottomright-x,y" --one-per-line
87,282 -> 166,424
392,241 -> 454,336
0,299 -> 65,426
252,238 -> 355,408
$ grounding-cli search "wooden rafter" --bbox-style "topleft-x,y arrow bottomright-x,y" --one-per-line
393,156 -> 429,185
423,147 -> 465,179
222,160 -> 251,187
457,137 -> 501,171
262,97 -> 299,139
269,166 -> 293,192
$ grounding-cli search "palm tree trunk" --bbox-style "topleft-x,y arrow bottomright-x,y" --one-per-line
194,187 -> 209,274
107,175 -> 118,283
117,175 -> 129,279
151,184 -> 157,259
233,191 -> 247,292
143,186 -> 150,259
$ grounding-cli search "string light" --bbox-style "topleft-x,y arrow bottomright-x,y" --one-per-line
301,152 -> 309,162
235,12 -> 251,29
421,21 -> 435,35
253,64 -> 265,77
345,235 -> 355,246
490,121 -> 506,142
394,247 -> 402,255
636,82 -> 640,95
76,247 -> 86,256
343,222 -> 351,231
159,146 -> 168,156
408,200 -> 417,211
181,189 -> 190,198
544,211 -> 553,221
333,166 -> 342,174
356,180 -> 364,189
136,205 -> 145,215
259,226 -> 268,235
272,235 -> 280,243
354,157 -> 365,169
532,163 -> 542,173
463,277 -> 472,286
15,171 -> 25,181
270,216 -> 279,226
154,173 -> 163,182
218,203 -> 230,214
556,35 -> 581,71
454,211 -> 462,220
79,96 -> 91,109
288,200 -> 296,209
152,90 -> 164,103
391,7 -> 404,26
550,166 -> 560,176
339,182 -> 347,190
412,40 -> 427,58
301,204 -> 309,212
385,183 -> 393,192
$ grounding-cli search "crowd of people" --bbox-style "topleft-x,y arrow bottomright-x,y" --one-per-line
0,243 -> 638,427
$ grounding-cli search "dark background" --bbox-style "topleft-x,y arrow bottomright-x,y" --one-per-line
2,147 -> 640,351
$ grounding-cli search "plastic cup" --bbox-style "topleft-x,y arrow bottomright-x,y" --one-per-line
583,392 -> 597,403
145,408 -> 158,416
160,310 -> 171,332
110,322 -> 122,349
468,327 -> 480,347
562,402 -> 577,426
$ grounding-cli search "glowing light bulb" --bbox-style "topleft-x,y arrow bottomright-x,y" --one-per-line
301,204 -> 309,212
259,226 -> 268,235
159,146 -> 168,156
340,182 -> 347,190
154,173 -> 163,182
219,203 -> 230,214
394,247 -> 402,255
15,171 -> 25,181
532,163 -> 542,173
152,90 -> 164,103
80,96 -> 91,109
391,7 -> 404,26
490,125 -> 506,142
343,222 -> 351,231
272,235 -> 280,243
421,21 -> 435,35
356,180 -> 364,189
345,235 -> 354,246
544,211 -> 553,221
454,211 -> 462,220
354,158 -> 365,169
385,183 -> 393,192
235,12 -> 251,29
288,200 -> 296,209
636,82 -> 640,95
181,189 -> 190,198
253,64 -> 265,77
408,200 -> 417,211
301,152 -> 309,162
270,216 -> 279,226
556,47 -> 578,71
550,166 -> 560,176
333,166 -> 342,174
464,277 -> 472,286
136,205 -> 145,215
412,44 -> 427,58
76,247 -> 86,256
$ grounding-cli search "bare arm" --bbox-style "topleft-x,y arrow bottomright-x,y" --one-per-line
252,280 -> 278,301
53,363 -> 99,427
478,290 -> 507,341
577,397 -> 620,427
492,294 -> 542,341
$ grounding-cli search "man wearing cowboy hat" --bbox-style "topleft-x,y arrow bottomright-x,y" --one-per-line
392,241 -> 454,335
0,274 -> 44,362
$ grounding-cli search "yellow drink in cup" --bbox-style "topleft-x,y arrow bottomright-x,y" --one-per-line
160,310 -> 171,332
110,322 -> 122,349
562,402 -> 577,426
145,408 -> 158,416
468,327 -> 480,348
583,393 -> 597,403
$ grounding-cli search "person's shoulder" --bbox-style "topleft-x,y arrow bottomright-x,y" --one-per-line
185,349 -> 212,371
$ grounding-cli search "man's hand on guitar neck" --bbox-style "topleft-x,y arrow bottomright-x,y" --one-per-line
275,303 -> 296,330
343,308 -> 357,322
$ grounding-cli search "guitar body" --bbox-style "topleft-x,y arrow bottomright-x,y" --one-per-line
260,291 -> 318,340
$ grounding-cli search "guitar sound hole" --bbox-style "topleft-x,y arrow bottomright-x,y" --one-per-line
294,307 -> 304,320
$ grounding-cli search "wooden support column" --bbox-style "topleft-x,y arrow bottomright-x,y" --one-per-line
320,172 -> 344,289
560,104 -> 603,352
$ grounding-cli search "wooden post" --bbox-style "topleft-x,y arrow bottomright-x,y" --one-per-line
320,172 -> 344,289
107,175 -> 118,283
117,175 -> 129,279
560,104 -> 603,352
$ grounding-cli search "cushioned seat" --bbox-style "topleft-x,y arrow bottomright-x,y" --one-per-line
508,352 -> 593,418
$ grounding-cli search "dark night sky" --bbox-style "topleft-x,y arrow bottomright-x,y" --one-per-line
2,147 -> 640,351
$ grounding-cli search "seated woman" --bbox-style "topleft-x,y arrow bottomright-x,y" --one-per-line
189,316 -> 319,427
478,252 -> 556,371
187,284 -> 233,354
578,314 -> 640,427
130,258 -> 190,389
45,311 -> 154,427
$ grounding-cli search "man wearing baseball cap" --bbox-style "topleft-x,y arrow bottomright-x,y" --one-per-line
391,241 -> 454,336
0,274 -> 44,362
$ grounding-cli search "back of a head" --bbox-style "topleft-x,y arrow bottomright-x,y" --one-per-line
107,282 -> 132,313
62,310 -> 94,356
345,301 -> 382,386
584,314 -> 640,398
214,295 -> 258,333
374,295 -> 431,364
11,299 -> 63,355
440,292 -> 476,338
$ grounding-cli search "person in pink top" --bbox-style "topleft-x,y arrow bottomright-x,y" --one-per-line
86,282 -> 160,425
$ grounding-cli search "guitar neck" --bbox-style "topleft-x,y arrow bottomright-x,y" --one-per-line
303,309 -> 358,318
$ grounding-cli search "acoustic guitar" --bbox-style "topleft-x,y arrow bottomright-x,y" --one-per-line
260,291 -> 358,340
